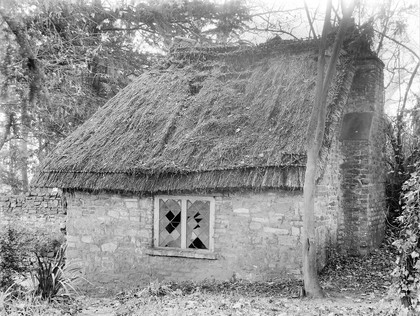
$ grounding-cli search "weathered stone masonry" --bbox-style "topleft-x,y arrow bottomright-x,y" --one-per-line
0,189 -> 66,234
64,190 -> 339,289
339,57 -> 386,255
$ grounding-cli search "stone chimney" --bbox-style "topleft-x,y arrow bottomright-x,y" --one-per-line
338,56 -> 386,255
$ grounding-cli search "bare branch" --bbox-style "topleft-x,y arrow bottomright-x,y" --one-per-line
374,29 -> 420,60
303,0 -> 317,38
246,27 -> 299,39
401,61 -> 420,113
376,3 -> 392,54
249,8 -> 304,18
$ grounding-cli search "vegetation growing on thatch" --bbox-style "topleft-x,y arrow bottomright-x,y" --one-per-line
33,39 -> 357,193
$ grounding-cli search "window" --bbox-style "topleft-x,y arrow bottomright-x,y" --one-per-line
153,196 -> 215,253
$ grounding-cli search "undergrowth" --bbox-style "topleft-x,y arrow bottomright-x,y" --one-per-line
0,225 -> 33,289
0,222 -> 82,315
392,165 -> 420,312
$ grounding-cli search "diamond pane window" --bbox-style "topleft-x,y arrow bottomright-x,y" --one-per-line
154,196 -> 215,252
158,199 -> 182,248
187,200 -> 210,249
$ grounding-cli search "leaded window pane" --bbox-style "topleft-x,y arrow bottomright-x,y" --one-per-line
186,200 -> 210,249
159,199 -> 182,248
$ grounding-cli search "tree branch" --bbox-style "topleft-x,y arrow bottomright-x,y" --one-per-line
401,61 -> 420,114
303,0 -> 317,38
374,29 -> 420,60
249,8 -> 305,18
246,27 -> 299,39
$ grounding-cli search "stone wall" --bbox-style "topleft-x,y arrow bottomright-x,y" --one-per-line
65,190 -> 336,290
0,188 -> 66,235
338,57 -> 386,255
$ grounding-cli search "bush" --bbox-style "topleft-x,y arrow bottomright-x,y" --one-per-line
393,165 -> 420,311
0,225 -> 34,289
0,222 -> 66,293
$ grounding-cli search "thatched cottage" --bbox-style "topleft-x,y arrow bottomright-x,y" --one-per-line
33,38 -> 386,289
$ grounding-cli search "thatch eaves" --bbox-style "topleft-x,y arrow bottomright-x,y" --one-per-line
33,38 -> 358,193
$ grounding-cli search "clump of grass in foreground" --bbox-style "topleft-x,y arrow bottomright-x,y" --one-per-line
0,285 -> 82,316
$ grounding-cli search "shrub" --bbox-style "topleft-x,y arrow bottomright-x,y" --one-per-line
393,165 -> 420,311
0,225 -> 33,289
0,221 -> 67,297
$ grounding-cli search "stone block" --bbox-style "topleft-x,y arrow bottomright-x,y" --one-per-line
252,217 -> 269,223
63,242 -> 76,250
81,235 -> 93,243
126,229 -> 138,237
125,200 -> 138,209
101,242 -> 118,253
291,227 -> 300,236
263,227 -> 289,235
90,244 -> 101,252
249,222 -> 262,230
138,230 -> 150,238
233,208 -> 249,214
108,210 -> 120,218
119,211 -> 129,217
129,216 -> 140,222
278,236 -> 298,246
139,198 -> 152,209
66,235 -> 80,242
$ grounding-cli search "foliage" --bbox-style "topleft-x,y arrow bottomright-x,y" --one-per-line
0,0 -> 251,193
320,228 -> 396,294
33,244 -> 80,301
0,289 -> 77,316
393,164 -> 420,310
0,221 -> 65,291
0,225 -> 33,289
0,284 -> 13,312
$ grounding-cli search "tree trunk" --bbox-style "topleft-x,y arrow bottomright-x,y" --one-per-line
302,0 -> 355,298
0,108 -> 13,151
20,99 -> 29,192
1,9 -> 45,192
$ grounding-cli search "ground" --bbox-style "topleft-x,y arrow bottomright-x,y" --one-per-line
2,228 -> 400,315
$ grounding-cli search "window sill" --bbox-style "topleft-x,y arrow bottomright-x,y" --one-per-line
145,248 -> 218,260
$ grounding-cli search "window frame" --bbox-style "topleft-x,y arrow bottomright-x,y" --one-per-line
153,195 -> 216,254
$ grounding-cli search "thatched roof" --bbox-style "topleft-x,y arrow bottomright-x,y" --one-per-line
33,38 -> 359,194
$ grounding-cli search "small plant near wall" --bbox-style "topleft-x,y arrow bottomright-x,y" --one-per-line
393,164 -> 420,312
33,244 -> 81,301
